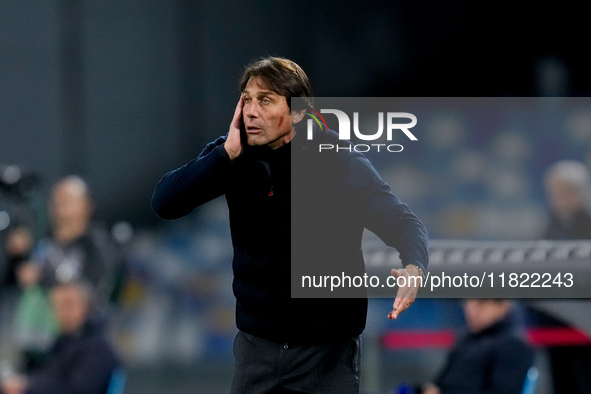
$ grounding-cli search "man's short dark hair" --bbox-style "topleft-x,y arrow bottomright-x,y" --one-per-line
240,56 -> 313,111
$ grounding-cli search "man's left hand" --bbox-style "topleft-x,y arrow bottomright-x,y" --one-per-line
388,266 -> 421,320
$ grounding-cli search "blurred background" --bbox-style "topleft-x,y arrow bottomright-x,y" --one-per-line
2,1 -> 591,393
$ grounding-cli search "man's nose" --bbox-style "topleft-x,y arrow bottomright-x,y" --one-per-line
243,101 -> 259,118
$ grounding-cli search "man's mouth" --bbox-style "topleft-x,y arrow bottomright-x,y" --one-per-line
246,126 -> 262,134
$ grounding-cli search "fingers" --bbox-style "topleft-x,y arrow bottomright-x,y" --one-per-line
389,297 -> 414,320
225,95 -> 244,160
388,267 -> 418,320
231,95 -> 244,129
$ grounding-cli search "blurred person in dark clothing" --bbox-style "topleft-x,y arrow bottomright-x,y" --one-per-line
541,160 -> 591,393
1,280 -> 120,394
420,299 -> 534,394
152,56 -> 429,393
13,176 -> 124,372
2,227 -> 35,288
543,159 -> 591,240
20,175 -> 123,302
0,176 -> 39,394
0,166 -> 43,289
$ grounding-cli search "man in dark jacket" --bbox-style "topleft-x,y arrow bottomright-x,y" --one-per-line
1,280 -> 120,394
421,299 -> 534,394
542,160 -> 591,393
151,56 -> 429,393
35,176 -> 123,302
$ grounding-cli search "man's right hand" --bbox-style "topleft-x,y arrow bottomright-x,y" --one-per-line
224,96 -> 244,160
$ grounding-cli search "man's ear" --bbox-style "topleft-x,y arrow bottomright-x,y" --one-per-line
291,109 -> 306,124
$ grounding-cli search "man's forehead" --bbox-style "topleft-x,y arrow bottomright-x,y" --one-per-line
52,284 -> 88,302
53,178 -> 88,199
243,76 -> 280,96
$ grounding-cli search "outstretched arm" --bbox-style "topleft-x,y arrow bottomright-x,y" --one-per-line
335,153 -> 429,319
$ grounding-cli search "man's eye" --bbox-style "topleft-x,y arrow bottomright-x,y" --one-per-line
243,97 -> 252,103
261,98 -> 271,104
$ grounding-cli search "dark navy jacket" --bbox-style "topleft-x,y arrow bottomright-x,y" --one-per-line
152,125 -> 429,344
435,313 -> 534,394
26,317 -> 120,394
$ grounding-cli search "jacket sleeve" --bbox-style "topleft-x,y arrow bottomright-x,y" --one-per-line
151,136 -> 232,220
336,152 -> 429,273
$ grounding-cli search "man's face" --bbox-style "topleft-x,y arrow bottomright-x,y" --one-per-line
242,77 -> 295,150
51,285 -> 89,334
545,175 -> 584,219
50,180 -> 92,226
463,299 -> 509,333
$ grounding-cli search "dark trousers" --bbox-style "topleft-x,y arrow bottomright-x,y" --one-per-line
230,331 -> 361,394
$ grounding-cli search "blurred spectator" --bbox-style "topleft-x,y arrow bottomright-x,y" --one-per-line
543,160 -> 591,240
541,160 -> 591,393
13,176 -> 124,371
419,299 -> 533,394
24,175 -> 124,302
1,280 -> 120,394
